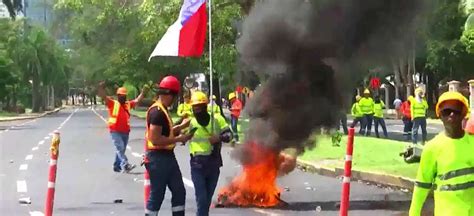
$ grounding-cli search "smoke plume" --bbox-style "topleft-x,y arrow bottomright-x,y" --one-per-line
235,0 -> 427,160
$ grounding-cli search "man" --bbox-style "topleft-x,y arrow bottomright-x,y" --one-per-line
350,95 -> 365,135
409,91 -> 473,216
411,88 -> 429,145
401,96 -> 413,141
207,95 -> 221,115
373,96 -> 388,138
393,98 -> 403,119
98,82 -> 147,173
359,89 -> 375,136
144,76 -> 194,216
177,93 -> 193,119
228,92 -> 242,142
188,91 -> 232,216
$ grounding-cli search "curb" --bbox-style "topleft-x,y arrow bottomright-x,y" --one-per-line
0,107 -> 63,122
296,158 -> 415,191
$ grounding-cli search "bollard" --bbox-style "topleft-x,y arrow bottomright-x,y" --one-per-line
339,128 -> 355,216
143,141 -> 150,209
45,131 -> 60,216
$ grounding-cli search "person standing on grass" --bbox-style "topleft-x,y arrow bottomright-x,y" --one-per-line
411,88 -> 429,145
409,91 -> 473,216
98,82 -> 148,173
373,96 -> 388,138
358,89 -> 375,136
393,97 -> 403,119
350,95 -> 365,134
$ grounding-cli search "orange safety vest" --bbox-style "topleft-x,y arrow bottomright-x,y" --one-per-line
146,101 -> 175,151
108,100 -> 131,128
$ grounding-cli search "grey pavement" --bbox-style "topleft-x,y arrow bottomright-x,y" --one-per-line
1,107 -> 414,216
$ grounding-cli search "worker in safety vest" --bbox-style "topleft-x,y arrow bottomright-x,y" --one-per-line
401,96 -> 414,141
350,95 -> 365,135
229,92 -> 242,142
359,89 -> 375,136
144,76 -> 193,216
98,82 -> 148,173
177,93 -> 193,119
411,88 -> 429,145
373,95 -> 388,138
207,95 -> 221,115
188,91 -> 232,216
409,91 -> 474,216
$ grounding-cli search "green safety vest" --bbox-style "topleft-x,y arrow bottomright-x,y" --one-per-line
411,99 -> 428,119
189,114 -> 228,156
373,101 -> 385,118
177,103 -> 193,118
207,103 -> 220,114
351,102 -> 362,118
359,97 -> 374,115
409,133 -> 474,216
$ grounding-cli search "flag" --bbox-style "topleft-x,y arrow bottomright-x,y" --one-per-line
148,0 -> 207,61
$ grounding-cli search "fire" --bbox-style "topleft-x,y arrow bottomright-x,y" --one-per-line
217,142 -> 283,207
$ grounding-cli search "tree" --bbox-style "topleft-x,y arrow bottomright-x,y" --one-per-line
2,0 -> 22,20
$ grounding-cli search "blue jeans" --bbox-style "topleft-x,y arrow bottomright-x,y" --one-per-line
145,151 -> 186,216
191,165 -> 220,216
110,132 -> 129,170
230,116 -> 239,141
412,117 -> 427,144
373,117 -> 388,138
362,114 -> 373,136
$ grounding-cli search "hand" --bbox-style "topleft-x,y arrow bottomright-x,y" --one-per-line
208,135 -> 220,144
142,84 -> 150,94
176,133 -> 193,143
180,118 -> 191,128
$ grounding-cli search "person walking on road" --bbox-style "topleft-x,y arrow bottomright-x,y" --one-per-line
98,82 -> 148,173
359,89 -> 375,136
373,96 -> 388,138
393,98 -> 403,119
350,95 -> 365,135
187,91 -> 233,216
409,91 -> 473,216
228,92 -> 242,143
144,76 -> 194,216
401,96 -> 413,141
207,95 -> 221,115
411,88 -> 429,145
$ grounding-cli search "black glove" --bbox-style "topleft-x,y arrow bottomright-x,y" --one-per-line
219,128 -> 233,143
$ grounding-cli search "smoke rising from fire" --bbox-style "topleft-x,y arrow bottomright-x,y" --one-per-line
236,0 -> 426,157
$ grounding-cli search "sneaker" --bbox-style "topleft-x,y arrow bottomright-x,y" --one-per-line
113,167 -> 121,173
122,164 -> 136,173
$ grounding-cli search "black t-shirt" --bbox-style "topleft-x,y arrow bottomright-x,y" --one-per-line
147,107 -> 170,136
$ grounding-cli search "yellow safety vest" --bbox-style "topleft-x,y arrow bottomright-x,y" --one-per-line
108,100 -> 131,127
177,103 -> 193,118
207,103 -> 220,114
359,97 -> 374,115
373,101 -> 385,118
146,101 -> 175,150
411,99 -> 428,119
189,114 -> 227,156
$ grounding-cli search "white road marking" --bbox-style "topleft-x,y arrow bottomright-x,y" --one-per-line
253,209 -> 282,215
19,164 -> 28,170
92,108 -> 108,123
131,152 -> 142,158
17,180 -> 27,193
182,177 -> 194,188
38,140 -> 45,145
29,211 -> 45,216
44,137 -> 50,140
25,155 -> 33,160
32,147 -> 39,151
5,129 -> 9,132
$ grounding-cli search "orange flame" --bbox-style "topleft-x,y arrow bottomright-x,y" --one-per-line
217,142 -> 282,207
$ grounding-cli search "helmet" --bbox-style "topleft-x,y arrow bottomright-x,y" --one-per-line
415,87 -> 424,95
116,87 -> 127,95
363,89 -> 370,94
159,76 -> 181,93
212,95 -> 217,100
190,91 -> 208,106
355,95 -> 361,101
435,91 -> 469,118
228,92 -> 236,100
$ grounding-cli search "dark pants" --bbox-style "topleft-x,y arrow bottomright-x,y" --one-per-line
145,151 -> 186,216
362,114 -> 374,136
191,165 -> 220,216
230,115 -> 239,141
402,117 -> 413,141
373,117 -> 388,138
350,117 -> 365,135
110,132 -> 129,171
412,117 -> 427,145
337,114 -> 348,135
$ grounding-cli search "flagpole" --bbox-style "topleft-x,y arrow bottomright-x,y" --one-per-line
208,0 -> 215,132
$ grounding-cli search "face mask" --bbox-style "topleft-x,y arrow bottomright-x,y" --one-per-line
194,109 -> 210,126
118,96 -> 127,104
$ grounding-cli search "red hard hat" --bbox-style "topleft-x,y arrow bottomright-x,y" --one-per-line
159,76 -> 181,93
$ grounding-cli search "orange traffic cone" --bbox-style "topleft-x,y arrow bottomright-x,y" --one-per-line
466,118 -> 474,134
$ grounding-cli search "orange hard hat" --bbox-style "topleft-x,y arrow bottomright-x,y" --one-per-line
116,87 -> 127,95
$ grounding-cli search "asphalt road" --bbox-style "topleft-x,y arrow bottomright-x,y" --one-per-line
1,107 -> 416,216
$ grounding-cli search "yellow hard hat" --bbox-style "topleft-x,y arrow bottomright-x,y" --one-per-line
415,87 -> 424,95
190,91 -> 208,106
116,87 -> 127,95
212,95 -> 217,100
355,95 -> 361,101
363,89 -> 370,94
435,91 -> 469,118
228,92 -> 236,100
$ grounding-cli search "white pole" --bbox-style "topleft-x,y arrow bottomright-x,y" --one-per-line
208,0 -> 214,132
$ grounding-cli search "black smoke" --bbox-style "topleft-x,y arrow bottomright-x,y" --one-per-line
235,0 -> 427,158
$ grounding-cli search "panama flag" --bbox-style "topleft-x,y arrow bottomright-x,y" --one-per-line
148,0 -> 207,60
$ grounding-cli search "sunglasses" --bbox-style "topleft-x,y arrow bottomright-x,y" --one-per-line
440,109 -> 462,117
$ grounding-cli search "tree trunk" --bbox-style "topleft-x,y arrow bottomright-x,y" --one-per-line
32,67 -> 41,113
392,60 -> 402,99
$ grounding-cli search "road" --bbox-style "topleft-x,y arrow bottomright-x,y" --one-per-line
1,107 -> 415,216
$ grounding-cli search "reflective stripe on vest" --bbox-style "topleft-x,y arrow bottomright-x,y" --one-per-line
412,101 -> 426,118
189,116 -> 220,156
108,101 -> 130,126
146,101 -> 175,150
423,166 -> 474,192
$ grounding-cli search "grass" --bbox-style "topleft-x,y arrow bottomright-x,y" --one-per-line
300,136 -> 419,179
0,111 -> 18,117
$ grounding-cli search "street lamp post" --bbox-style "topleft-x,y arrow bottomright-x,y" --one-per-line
447,80 -> 461,92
